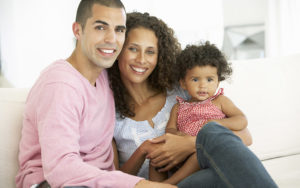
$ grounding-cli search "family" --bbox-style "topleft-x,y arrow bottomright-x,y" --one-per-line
16,0 -> 278,187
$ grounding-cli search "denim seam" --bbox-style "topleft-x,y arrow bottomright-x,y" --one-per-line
197,143 -> 234,188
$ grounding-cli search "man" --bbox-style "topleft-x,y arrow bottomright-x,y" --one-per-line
16,0 -> 176,187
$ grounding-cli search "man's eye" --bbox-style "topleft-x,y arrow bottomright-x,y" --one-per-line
95,26 -> 104,30
116,28 -> 126,33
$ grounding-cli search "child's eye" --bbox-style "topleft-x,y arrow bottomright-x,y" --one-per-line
192,78 -> 198,82
207,78 -> 213,82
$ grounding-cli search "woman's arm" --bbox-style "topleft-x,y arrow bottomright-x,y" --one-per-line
233,128 -> 252,146
117,140 -> 162,175
147,134 -> 196,172
148,127 -> 252,171
112,139 -> 119,169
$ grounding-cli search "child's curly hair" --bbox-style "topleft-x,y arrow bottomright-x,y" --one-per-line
108,12 -> 181,118
176,41 -> 232,82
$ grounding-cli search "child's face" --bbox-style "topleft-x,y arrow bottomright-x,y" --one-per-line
180,65 -> 219,102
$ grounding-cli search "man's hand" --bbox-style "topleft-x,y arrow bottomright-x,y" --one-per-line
146,133 -> 196,172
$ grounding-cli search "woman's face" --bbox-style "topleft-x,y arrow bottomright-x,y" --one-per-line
118,27 -> 158,85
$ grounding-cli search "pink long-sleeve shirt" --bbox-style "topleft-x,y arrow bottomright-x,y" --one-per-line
16,60 -> 142,188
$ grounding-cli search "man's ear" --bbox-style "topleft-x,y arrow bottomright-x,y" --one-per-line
72,22 -> 82,40
179,79 -> 187,90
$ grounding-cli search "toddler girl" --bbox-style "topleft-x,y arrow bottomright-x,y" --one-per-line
152,41 -> 248,184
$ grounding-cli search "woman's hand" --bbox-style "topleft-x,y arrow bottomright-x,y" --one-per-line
146,133 -> 196,172
139,139 -> 163,155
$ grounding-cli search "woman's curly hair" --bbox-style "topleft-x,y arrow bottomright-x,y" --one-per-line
108,12 -> 181,118
176,41 -> 232,82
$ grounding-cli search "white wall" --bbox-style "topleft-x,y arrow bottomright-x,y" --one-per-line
0,0 -> 223,88
3,0 -> 299,88
124,0 -> 224,48
223,0 -> 267,26
265,0 -> 300,57
0,0 -> 80,88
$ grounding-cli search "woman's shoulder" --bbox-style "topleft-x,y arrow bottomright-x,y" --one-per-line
167,85 -> 190,100
114,115 -> 135,139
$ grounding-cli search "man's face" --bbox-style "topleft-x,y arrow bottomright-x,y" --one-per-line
78,4 -> 126,70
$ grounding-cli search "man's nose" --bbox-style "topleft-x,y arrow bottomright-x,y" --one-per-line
104,29 -> 117,44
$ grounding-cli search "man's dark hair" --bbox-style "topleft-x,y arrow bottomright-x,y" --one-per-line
75,0 -> 125,30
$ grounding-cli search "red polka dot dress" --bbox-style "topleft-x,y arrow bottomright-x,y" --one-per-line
176,88 -> 226,136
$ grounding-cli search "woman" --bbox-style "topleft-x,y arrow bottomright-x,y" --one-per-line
108,12 -> 277,187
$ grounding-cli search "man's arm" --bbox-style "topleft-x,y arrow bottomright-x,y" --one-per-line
37,83 -> 142,188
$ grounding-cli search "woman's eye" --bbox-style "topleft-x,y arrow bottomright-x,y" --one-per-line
128,47 -> 137,52
146,50 -> 155,55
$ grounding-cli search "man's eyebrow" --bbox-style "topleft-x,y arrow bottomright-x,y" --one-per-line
116,25 -> 126,30
94,20 -> 126,30
94,20 -> 108,25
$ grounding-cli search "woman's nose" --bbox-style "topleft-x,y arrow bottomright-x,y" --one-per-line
136,53 -> 146,64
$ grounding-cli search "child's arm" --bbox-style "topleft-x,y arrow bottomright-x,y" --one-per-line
211,95 -> 248,131
165,104 -> 186,136
163,153 -> 200,185
118,140 -> 162,175
149,163 -> 168,182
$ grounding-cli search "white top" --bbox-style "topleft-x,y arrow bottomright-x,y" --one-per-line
114,87 -> 188,179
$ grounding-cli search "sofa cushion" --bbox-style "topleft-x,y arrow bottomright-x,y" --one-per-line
0,88 -> 29,188
263,154 -> 300,188
220,54 -> 300,160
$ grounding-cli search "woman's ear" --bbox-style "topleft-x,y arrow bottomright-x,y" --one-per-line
179,79 -> 187,90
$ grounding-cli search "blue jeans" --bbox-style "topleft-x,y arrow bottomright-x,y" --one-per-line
178,122 -> 277,188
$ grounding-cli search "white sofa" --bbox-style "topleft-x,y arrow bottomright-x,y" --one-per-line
1,54 -> 300,188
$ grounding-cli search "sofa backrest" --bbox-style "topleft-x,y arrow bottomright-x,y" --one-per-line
220,53 -> 300,160
0,88 -> 29,188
